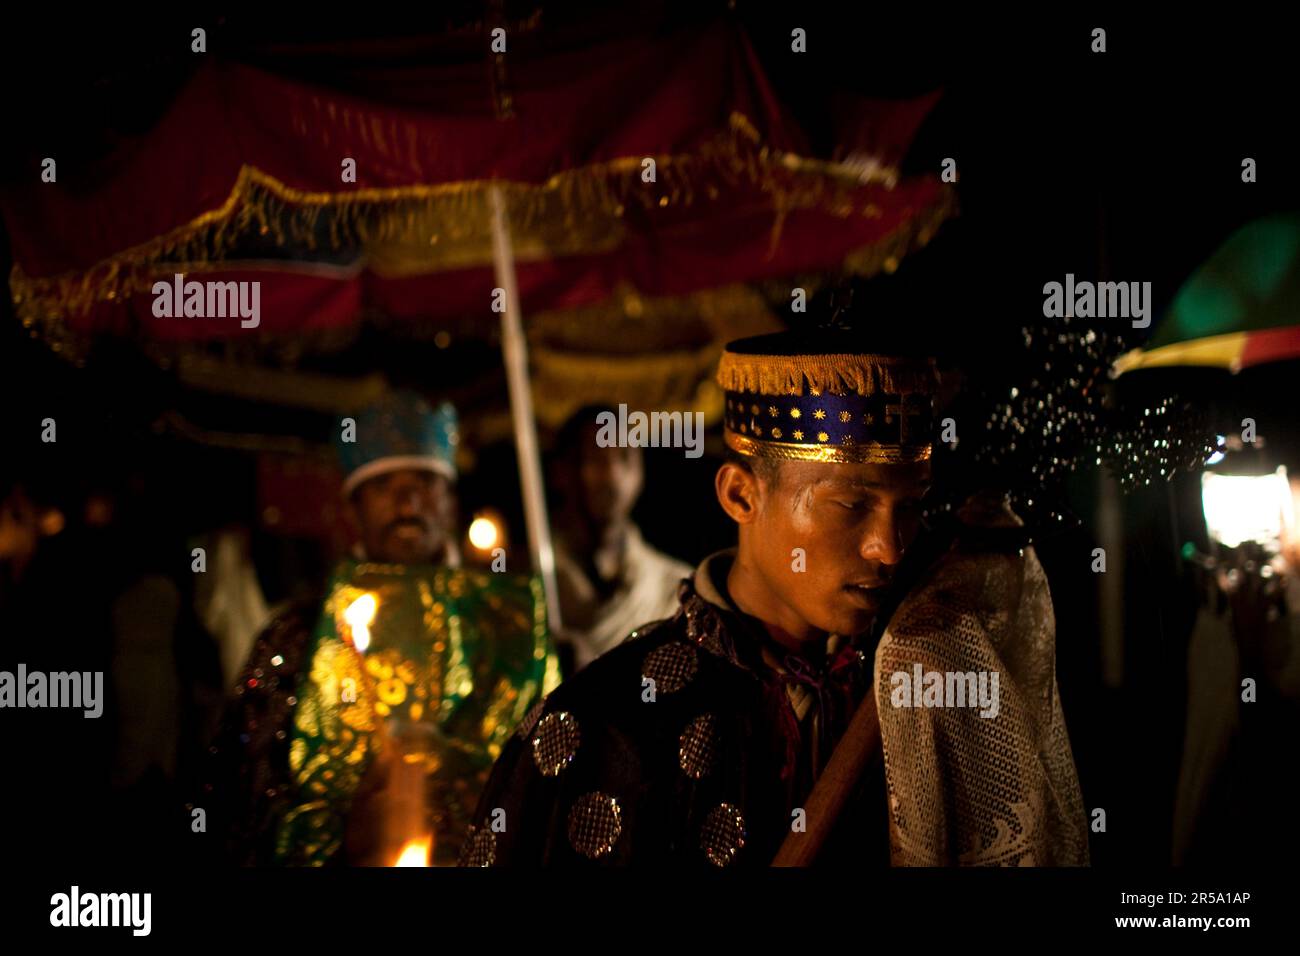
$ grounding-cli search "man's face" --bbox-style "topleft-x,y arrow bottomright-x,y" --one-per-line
728,458 -> 931,638
350,468 -> 456,565
574,431 -> 643,526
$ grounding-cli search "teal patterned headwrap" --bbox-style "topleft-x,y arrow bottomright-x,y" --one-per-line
337,390 -> 459,495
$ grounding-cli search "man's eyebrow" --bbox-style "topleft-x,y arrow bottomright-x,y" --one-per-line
823,478 -> 931,494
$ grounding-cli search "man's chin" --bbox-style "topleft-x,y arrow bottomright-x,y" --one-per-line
584,502 -> 620,525
821,605 -> 876,639
373,542 -> 439,566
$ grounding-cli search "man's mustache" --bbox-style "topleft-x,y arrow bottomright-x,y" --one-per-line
384,518 -> 432,536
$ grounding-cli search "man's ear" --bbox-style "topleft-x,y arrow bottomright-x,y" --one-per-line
715,461 -> 762,525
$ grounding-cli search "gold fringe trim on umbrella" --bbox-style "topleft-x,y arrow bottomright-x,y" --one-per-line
11,113 -> 913,309
716,351 -> 938,397
842,184 -> 956,276
531,342 -> 726,429
10,113 -> 955,363
175,357 -> 389,413
156,410 -> 334,458
528,281 -> 780,353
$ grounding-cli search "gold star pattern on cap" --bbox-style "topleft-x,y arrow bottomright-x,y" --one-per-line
771,427 -> 782,439
789,408 -> 801,419
813,409 -> 826,420
792,430 -> 803,441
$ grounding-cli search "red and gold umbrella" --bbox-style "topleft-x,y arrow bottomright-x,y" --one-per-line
4,20 -> 951,367
2,18 -> 954,625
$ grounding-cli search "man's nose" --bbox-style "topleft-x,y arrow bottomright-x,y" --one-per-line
394,486 -> 423,515
588,454 -> 618,483
859,512 -> 905,568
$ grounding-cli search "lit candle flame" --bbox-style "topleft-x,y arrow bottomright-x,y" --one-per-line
344,593 -> 378,653
393,836 -> 432,867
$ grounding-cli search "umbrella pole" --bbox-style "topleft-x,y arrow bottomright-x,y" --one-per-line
488,183 -> 564,633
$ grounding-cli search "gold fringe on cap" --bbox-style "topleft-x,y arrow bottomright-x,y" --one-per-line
716,351 -> 937,398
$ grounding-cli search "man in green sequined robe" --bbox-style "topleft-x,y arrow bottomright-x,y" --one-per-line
201,392 -> 560,866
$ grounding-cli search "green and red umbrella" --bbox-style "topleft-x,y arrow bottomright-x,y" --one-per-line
1114,212 -> 1300,375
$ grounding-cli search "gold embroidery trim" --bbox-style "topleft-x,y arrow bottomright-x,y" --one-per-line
724,431 -> 931,464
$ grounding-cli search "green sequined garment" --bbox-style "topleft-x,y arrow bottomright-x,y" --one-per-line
276,560 -> 560,866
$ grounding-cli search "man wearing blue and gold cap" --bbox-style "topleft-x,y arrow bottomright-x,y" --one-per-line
202,391 -> 560,866
461,329 -> 1088,867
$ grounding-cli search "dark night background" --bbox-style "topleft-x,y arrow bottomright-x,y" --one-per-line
1,6 -> 1295,872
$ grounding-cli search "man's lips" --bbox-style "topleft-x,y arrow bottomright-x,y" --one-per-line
842,582 -> 890,607
388,523 -> 428,538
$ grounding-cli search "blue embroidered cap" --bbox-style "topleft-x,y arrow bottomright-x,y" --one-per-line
717,331 -> 938,464
337,391 -> 458,495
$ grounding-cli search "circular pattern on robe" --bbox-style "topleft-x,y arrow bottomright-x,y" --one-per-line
700,803 -> 746,867
678,713 -> 719,779
459,825 -> 497,867
516,698 -> 547,740
567,792 -> 623,859
641,642 -> 698,695
531,711 -> 581,776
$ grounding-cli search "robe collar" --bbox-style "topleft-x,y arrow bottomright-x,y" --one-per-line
676,549 -> 863,679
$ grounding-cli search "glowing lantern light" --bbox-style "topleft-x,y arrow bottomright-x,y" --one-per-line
1201,466 -> 1293,549
468,514 -> 501,551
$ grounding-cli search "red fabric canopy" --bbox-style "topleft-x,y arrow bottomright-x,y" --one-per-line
3,21 -> 952,356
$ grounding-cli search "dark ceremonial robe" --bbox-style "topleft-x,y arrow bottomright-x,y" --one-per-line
198,596 -> 322,866
460,550 -> 890,867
